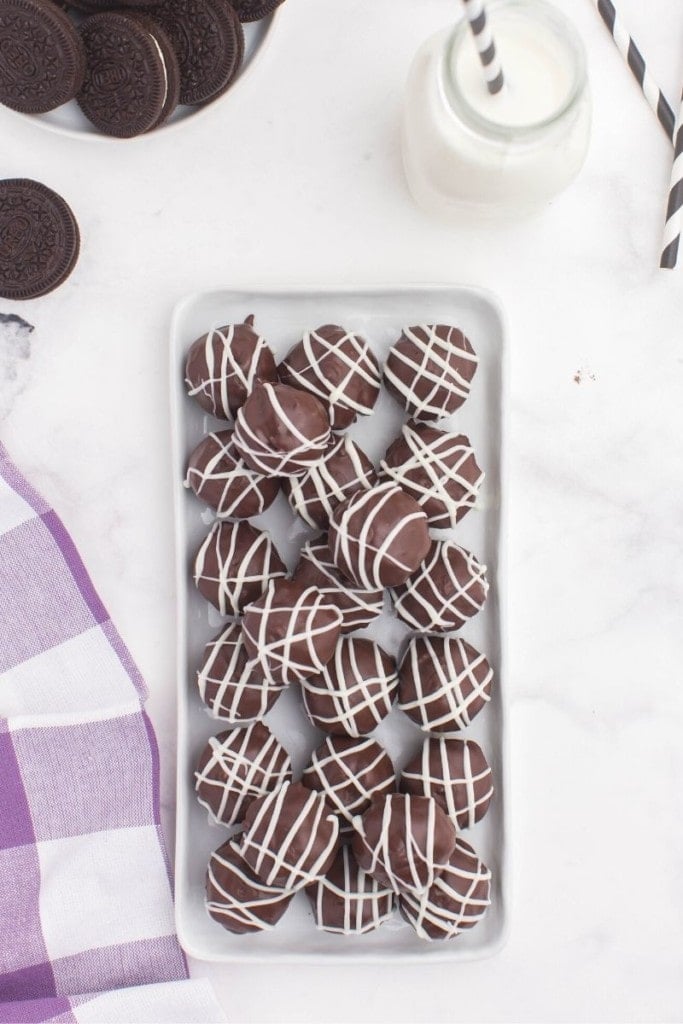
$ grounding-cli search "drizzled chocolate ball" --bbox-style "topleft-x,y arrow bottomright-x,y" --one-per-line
301,637 -> 398,738
196,623 -> 284,724
233,382 -> 331,477
305,845 -> 394,935
184,315 -> 278,420
398,636 -> 493,734
241,579 -> 343,686
185,429 -> 279,519
302,736 -> 395,832
193,520 -> 286,617
400,737 -> 494,829
206,839 -> 294,934
293,539 -> 384,634
284,436 -> 377,530
241,781 -> 340,891
380,424 -> 484,529
383,324 -> 478,422
399,838 -> 491,941
328,481 -> 431,589
279,324 -> 381,430
352,793 -> 456,894
391,540 -> 488,633
194,722 -> 292,827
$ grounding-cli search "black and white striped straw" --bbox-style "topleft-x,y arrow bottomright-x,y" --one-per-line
595,0 -> 675,143
462,0 -> 504,96
661,91 -> 683,269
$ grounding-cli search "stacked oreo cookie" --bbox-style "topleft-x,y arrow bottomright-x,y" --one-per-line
183,311 -> 497,943
0,0 -> 284,136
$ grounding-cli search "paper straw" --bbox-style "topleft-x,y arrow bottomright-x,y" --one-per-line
594,0 -> 675,142
462,0 -> 504,96
660,91 -> 683,269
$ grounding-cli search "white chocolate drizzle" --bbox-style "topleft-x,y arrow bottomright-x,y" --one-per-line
197,622 -> 283,724
306,845 -> 395,936
383,325 -> 478,421
285,435 -> 376,529
301,637 -> 398,739
294,540 -> 384,633
193,520 -> 286,617
206,840 -> 293,933
398,636 -> 493,734
391,539 -> 488,632
399,837 -> 491,941
401,737 -> 494,829
241,781 -> 340,891
282,326 -> 381,422
185,320 -> 273,421
185,430 -> 277,519
302,735 -> 395,829
380,424 -> 484,528
233,382 -> 331,477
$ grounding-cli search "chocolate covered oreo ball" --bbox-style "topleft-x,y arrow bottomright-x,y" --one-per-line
401,737 -> 494,829
279,325 -> 381,431
186,429 -> 280,519
352,793 -> 456,894
306,845 -> 394,935
194,722 -> 292,827
399,838 -> 491,941
381,424 -> 484,529
185,315 -> 278,420
284,436 -> 377,530
206,839 -> 294,934
302,736 -> 395,832
328,481 -> 430,589
197,623 -> 283,724
233,382 -> 331,476
241,579 -> 343,686
194,520 -> 286,616
293,539 -> 384,634
398,636 -> 493,734
384,324 -> 478,422
241,781 -> 340,891
391,540 -> 488,633
301,637 -> 398,738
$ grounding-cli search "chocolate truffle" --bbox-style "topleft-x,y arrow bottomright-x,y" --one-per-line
305,845 -> 394,935
328,481 -> 431,589
241,781 -> 340,891
391,540 -> 488,633
400,738 -> 494,829
197,623 -> 284,724
398,838 -> 491,941
241,579 -> 343,686
206,839 -> 294,934
301,638 -> 398,738
193,520 -> 286,617
293,539 -> 384,634
380,424 -> 484,529
302,736 -> 395,831
186,429 -> 279,519
233,382 -> 331,477
398,636 -> 493,734
352,793 -> 456,894
383,324 -> 478,422
194,722 -> 292,827
279,324 -> 381,430
184,315 -> 278,420
284,436 -> 377,530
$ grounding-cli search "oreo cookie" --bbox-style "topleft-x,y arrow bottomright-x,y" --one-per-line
231,0 -> 283,21
150,0 -> 243,106
0,0 -> 86,113
77,11 -> 178,136
0,179 -> 80,300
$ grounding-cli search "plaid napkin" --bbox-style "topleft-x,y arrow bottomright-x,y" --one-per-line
0,444 -> 225,1024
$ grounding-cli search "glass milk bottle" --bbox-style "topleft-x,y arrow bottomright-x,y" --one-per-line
401,0 -> 592,217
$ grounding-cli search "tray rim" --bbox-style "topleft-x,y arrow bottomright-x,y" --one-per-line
170,283 -> 511,964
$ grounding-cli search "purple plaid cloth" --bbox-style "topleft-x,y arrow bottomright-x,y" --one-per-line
0,446 -> 225,1024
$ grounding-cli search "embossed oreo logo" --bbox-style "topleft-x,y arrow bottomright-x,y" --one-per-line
91,61 -> 128,91
0,214 -> 33,261
0,39 -> 37,81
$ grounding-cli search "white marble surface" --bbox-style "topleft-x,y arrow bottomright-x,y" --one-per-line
2,0 -> 683,1020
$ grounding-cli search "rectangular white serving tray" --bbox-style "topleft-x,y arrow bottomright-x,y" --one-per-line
170,286 -> 509,963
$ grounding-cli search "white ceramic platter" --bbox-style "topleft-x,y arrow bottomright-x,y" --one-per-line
2,13 -> 277,142
170,285 -> 509,963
